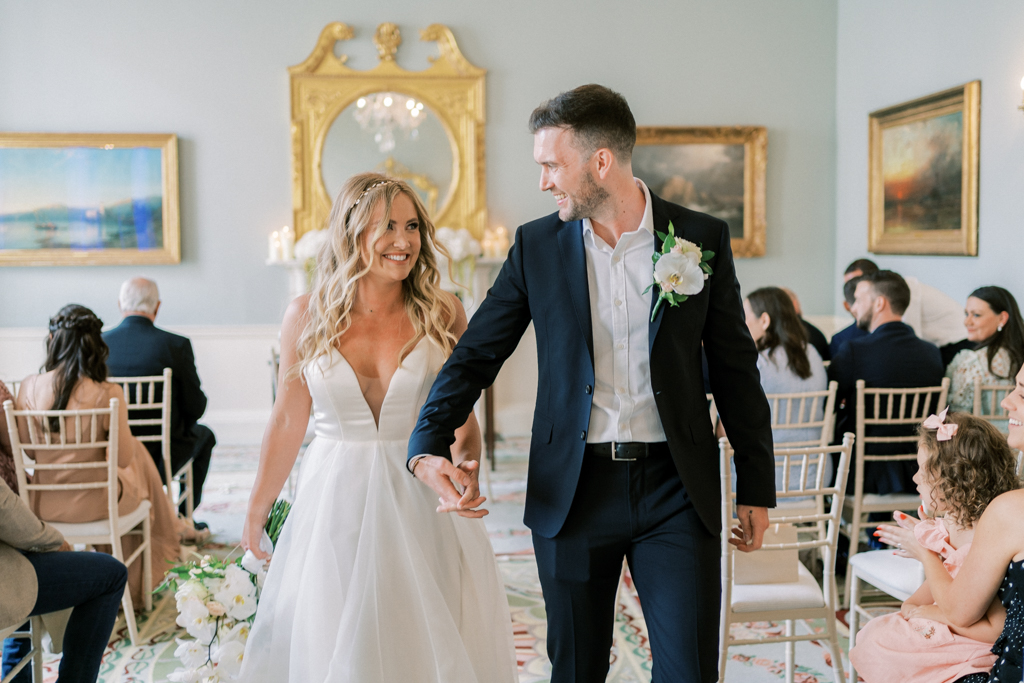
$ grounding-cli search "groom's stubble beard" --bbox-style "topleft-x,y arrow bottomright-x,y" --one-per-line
561,169 -> 610,222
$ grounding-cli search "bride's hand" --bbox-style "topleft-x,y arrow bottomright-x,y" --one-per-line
450,460 -> 488,518
242,515 -> 270,560
413,455 -> 488,518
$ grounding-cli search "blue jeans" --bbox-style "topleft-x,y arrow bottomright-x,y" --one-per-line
2,551 -> 127,683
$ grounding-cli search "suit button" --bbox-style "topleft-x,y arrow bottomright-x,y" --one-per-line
585,385 -> 592,394
580,431 -> 586,440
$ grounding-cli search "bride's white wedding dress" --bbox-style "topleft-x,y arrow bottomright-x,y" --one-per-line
239,339 -> 518,682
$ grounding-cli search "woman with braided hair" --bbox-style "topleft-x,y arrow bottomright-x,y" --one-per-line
13,304 -> 181,605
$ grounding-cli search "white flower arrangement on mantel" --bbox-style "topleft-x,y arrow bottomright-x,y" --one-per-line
435,227 -> 481,301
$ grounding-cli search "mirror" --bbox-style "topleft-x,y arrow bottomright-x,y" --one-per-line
289,22 -> 486,239
321,91 -> 455,216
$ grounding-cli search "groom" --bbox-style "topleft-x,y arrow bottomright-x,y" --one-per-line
409,84 -> 775,682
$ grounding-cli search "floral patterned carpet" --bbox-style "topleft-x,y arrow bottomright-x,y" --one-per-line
28,442 -> 858,682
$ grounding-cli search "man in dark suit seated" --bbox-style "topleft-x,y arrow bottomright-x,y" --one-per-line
828,270 -> 944,495
103,278 -> 215,529
829,266 -> 871,358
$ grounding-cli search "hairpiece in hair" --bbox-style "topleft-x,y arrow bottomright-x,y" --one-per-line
350,180 -> 393,213
923,407 -> 958,442
48,314 -> 102,334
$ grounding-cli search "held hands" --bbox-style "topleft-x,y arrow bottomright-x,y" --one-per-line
413,455 -> 489,518
730,505 -> 769,553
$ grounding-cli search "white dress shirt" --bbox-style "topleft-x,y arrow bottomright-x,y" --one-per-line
902,276 -> 966,347
582,179 -> 667,444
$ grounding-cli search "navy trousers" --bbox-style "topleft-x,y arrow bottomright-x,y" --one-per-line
533,449 -> 721,683
1,551 -> 127,683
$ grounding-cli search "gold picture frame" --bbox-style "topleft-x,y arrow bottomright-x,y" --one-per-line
634,126 -> 766,258
289,22 -> 486,239
0,133 -> 180,266
868,81 -> 980,256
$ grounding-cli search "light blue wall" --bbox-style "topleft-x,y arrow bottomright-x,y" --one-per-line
835,0 -> 1024,313
0,0 -> 838,326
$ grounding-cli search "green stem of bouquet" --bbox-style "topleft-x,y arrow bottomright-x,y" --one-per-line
264,499 -> 292,546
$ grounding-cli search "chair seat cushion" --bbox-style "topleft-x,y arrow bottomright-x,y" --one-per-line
859,492 -> 921,509
730,561 -> 824,613
849,549 -> 924,601
49,500 -> 151,539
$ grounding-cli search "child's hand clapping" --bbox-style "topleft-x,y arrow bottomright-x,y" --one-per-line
875,509 -> 931,561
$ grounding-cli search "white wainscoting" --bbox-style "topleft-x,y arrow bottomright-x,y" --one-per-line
0,325 -> 279,445
0,323 -> 540,444
0,315 -> 849,445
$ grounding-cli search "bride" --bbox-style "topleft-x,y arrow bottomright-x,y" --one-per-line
238,173 -> 518,682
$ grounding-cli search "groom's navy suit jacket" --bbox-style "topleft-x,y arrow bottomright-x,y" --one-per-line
408,192 -> 775,538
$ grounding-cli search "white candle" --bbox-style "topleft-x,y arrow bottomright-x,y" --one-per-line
494,226 -> 510,256
268,231 -> 282,261
281,226 -> 296,261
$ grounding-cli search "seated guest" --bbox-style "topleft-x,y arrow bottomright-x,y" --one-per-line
781,286 -> 830,361
1,477 -> 129,683
103,278 -> 215,529
946,286 -> 1024,415
15,305 -> 181,604
828,274 -> 868,358
738,287 -> 830,489
829,270 -> 945,494
852,411 -> 1018,683
0,381 -> 17,495
844,258 -> 970,365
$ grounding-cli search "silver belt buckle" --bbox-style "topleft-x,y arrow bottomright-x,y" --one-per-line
610,441 -> 636,461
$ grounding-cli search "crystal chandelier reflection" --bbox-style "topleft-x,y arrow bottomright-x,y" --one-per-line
353,92 -> 426,153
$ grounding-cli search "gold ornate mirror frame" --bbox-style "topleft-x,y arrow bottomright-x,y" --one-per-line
289,22 -> 486,238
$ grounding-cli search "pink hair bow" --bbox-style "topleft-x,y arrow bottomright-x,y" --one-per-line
923,407 -> 958,441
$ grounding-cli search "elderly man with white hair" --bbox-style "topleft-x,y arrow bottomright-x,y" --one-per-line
102,278 -> 215,537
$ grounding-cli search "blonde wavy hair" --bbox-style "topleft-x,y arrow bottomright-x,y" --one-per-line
295,172 -> 457,373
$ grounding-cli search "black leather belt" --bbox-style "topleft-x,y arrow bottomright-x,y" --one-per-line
585,441 -> 669,461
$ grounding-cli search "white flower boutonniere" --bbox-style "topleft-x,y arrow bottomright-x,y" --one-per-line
644,221 -> 714,322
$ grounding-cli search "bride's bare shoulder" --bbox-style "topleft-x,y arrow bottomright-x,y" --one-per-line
441,291 -> 468,337
283,294 -> 312,328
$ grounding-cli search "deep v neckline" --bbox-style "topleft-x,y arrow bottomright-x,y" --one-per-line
332,337 -> 426,430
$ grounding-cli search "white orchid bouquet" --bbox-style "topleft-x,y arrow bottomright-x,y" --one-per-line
157,499 -> 291,682
434,227 -> 481,301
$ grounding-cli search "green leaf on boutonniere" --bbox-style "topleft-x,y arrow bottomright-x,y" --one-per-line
702,250 -> 715,260
643,282 -> 655,295
652,252 -> 661,264
663,234 -> 676,251
700,263 -> 713,274
656,231 -> 669,242
667,221 -> 676,236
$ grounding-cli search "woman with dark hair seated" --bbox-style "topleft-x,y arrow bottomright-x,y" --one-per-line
946,286 -> 1024,416
721,286 -> 829,489
13,304 -> 181,605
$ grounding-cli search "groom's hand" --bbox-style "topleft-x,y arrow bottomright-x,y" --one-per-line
412,455 -> 489,518
730,505 -> 769,553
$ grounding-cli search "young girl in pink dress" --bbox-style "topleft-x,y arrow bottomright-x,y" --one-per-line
849,409 -> 1020,683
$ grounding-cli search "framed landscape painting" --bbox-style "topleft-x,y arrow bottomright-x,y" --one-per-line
868,81 -> 979,256
0,133 -> 180,266
633,126 -> 766,257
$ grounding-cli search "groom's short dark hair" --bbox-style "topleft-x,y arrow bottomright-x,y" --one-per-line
529,84 -> 636,162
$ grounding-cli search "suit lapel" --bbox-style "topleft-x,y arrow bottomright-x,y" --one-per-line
648,203 -> 670,355
556,220 -> 594,365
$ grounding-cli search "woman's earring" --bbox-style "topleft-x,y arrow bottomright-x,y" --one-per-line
998,325 -> 1004,332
